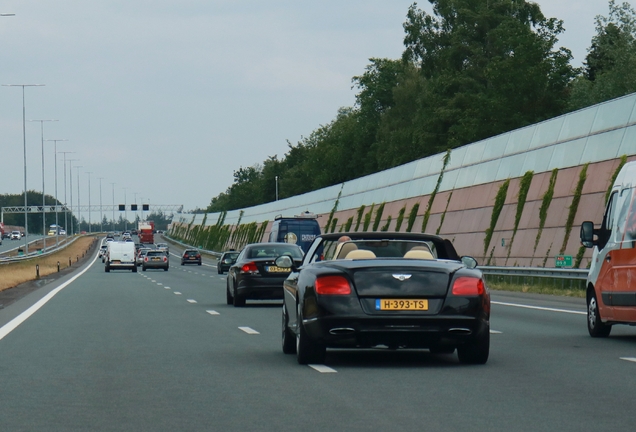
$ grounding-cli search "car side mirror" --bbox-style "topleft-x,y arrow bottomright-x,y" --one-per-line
580,221 -> 596,248
275,255 -> 294,269
461,256 -> 478,269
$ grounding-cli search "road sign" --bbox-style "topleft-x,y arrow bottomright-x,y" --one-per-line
555,255 -> 573,267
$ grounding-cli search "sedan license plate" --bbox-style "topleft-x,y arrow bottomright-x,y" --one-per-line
375,299 -> 428,311
266,266 -> 290,273
152,257 -> 160,261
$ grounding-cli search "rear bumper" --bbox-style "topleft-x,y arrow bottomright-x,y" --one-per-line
303,315 -> 489,349
107,261 -> 136,270
236,276 -> 285,300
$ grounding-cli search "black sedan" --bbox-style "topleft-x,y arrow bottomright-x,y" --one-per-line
217,250 -> 239,274
275,232 -> 490,365
181,249 -> 202,265
226,243 -> 304,307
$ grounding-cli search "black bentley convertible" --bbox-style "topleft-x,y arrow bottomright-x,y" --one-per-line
274,232 -> 490,365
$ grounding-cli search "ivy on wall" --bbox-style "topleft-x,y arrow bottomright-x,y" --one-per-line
381,215 -> 392,232
325,183 -> 344,232
406,203 -> 420,232
606,155 -> 628,203
354,205 -> 366,232
560,163 -> 588,255
344,216 -> 354,232
574,245 -> 586,269
330,217 -> 338,233
363,204 -> 375,232
534,168 -> 559,255
372,203 -> 385,232
483,179 -> 510,256
422,149 -> 452,233
506,171 -> 534,263
436,191 -> 453,235
395,206 -> 406,232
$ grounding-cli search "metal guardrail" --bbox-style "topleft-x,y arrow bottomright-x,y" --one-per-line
479,266 -> 589,281
160,234 -> 221,258
0,236 -> 82,264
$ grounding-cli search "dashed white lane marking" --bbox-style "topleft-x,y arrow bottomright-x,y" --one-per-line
157,283 -> 163,286
151,280 -> 156,283
164,286 -> 171,290
206,310 -> 219,315
187,299 -> 197,304
309,364 -> 337,373
219,277 -> 225,280
174,292 -> 182,295
490,330 -> 502,334
620,357 -> 636,363
239,327 -> 260,335
492,301 -> 586,315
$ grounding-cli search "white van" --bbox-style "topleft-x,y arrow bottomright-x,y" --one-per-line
580,161 -> 636,337
105,241 -> 137,273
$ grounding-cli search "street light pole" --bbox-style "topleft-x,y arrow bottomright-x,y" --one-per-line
64,159 -> 79,235
28,119 -> 58,250
123,187 -> 128,231
74,166 -> 83,232
98,177 -> 104,232
60,153 -> 76,237
3,83 -> 45,254
86,172 -> 92,233
275,176 -> 279,201
111,183 -> 115,231
44,139 -> 68,246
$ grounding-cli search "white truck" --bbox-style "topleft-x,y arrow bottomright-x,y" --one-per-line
105,241 -> 137,273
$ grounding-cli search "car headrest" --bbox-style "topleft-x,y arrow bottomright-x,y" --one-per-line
403,250 -> 434,260
345,250 -> 376,260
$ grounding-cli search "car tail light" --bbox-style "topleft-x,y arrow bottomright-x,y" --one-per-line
241,262 -> 258,274
315,275 -> 351,295
163,256 -> 167,262
144,257 -> 148,262
451,277 -> 485,296
196,254 -> 201,259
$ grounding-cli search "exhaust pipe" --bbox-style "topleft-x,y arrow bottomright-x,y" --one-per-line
448,328 -> 472,334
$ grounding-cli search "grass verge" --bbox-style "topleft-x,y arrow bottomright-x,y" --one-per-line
487,279 -> 586,298
0,236 -> 98,292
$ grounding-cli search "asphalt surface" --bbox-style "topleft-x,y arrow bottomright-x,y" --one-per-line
0,239 -> 635,431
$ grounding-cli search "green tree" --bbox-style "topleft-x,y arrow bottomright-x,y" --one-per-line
569,1 -> 636,110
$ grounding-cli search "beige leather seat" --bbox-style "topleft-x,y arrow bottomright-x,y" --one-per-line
403,250 -> 434,260
335,242 -> 358,259
345,250 -> 376,260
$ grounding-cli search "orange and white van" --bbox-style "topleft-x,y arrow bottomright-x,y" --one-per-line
581,161 -> 636,337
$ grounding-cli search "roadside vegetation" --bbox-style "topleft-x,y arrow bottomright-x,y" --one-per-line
486,277 -> 586,298
0,236 -> 97,292
207,0 -> 636,212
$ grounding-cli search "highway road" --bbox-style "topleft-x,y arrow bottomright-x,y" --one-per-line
0,239 -> 635,431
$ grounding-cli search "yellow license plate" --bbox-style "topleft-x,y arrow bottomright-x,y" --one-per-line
266,266 -> 289,273
375,299 -> 428,311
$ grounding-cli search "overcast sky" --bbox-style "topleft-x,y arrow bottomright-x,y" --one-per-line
0,0 -> 615,217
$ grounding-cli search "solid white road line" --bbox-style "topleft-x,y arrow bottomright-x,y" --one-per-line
174,292 -> 182,295
239,327 -> 260,335
620,357 -> 636,363
187,299 -> 197,304
492,301 -> 586,315
206,310 -> 219,315
309,364 -> 337,373
0,250 -> 99,342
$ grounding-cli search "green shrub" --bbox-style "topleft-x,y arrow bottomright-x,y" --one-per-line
363,204 -> 375,232
483,179 -> 510,256
560,163 -> 588,255
381,215 -> 392,232
395,206 -> 406,231
372,203 -> 385,232
406,203 -> 420,232
506,171 -> 534,263
436,192 -> 453,235
344,216 -> 354,232
534,169 -> 558,255
422,149 -> 451,232
354,205 -> 365,232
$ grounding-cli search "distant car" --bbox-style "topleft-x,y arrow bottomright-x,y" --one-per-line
226,243 -> 304,307
155,242 -> 169,254
131,229 -> 138,235
218,251 -> 239,274
11,231 -> 21,240
47,229 -> 57,236
20,231 -> 25,237
98,245 -> 108,261
106,232 -> 114,239
136,248 -> 152,266
277,232 -> 490,365
181,249 -> 201,266
143,250 -> 169,271
1,232 -> 10,239
59,229 -> 66,235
